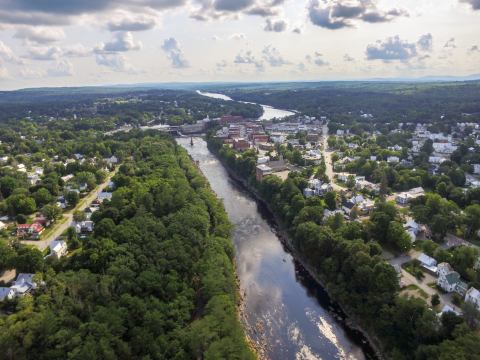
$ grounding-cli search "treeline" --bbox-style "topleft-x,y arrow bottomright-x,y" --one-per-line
223,81 -> 480,125
207,133 -> 480,359
0,133 -> 254,360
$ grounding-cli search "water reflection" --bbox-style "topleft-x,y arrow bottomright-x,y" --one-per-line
178,137 -> 373,360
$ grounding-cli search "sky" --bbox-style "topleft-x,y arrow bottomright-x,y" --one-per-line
0,0 -> 479,90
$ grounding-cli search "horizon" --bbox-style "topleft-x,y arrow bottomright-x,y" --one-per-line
0,0 -> 479,90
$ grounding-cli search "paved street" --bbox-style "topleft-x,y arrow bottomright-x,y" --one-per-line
321,123 -> 344,192
21,169 -> 117,251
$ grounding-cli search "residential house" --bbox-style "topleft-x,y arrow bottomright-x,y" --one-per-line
387,156 -> 400,163
73,221 -> 94,234
233,138 -> 250,151
355,179 -> 380,193
256,164 -> 272,181
404,219 -> 420,242
97,192 -> 113,203
10,273 -> 37,297
0,287 -> 15,302
49,240 -> 68,259
437,262 -> 467,295
16,223 -> 44,240
396,187 -> 425,205
465,287 -> 480,310
418,253 -> 437,272
257,156 -> 270,165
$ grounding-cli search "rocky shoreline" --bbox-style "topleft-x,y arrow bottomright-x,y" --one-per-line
215,153 -> 387,360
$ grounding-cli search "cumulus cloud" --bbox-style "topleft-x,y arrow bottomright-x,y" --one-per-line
306,52 -> 329,66
343,53 -> 355,62
95,32 -> 142,53
234,50 -> 264,71
107,13 -> 158,31
460,0 -> 480,10
191,0 -> 285,21
417,33 -> 433,51
230,33 -> 246,40
469,45 -> 480,53
444,37 -> 456,49
365,34 -> 434,62
0,40 -> 24,64
95,53 -> 138,73
0,65 -> 8,79
308,0 -> 408,30
25,45 -> 62,60
264,18 -> 288,32
47,59 -> 74,77
14,27 -> 65,44
161,37 -> 189,68
0,0 -> 186,26
262,45 -> 289,66
63,44 -> 92,57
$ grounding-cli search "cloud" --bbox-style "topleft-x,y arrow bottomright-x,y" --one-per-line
191,0 -> 285,21
161,37 -> 189,68
460,0 -> 480,10
234,50 -> 264,71
95,53 -> 138,73
343,53 -> 355,62
264,18 -> 288,32
469,45 -> 480,53
230,33 -> 246,40
306,52 -> 329,66
0,65 -> 8,79
95,32 -> 142,53
25,45 -> 62,60
0,40 -> 24,64
444,37 -> 456,49
107,13 -> 158,31
14,27 -> 65,44
63,44 -> 92,57
366,35 -> 418,62
308,0 -> 408,30
47,59 -> 74,77
417,33 -> 433,51
292,27 -> 302,34
262,45 -> 289,66
19,67 -> 45,79
0,0 -> 186,26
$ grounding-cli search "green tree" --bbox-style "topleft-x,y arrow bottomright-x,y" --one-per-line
41,204 -> 62,221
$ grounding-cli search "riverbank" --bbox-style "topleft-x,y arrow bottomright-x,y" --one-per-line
212,149 -> 386,360
183,148 -> 263,359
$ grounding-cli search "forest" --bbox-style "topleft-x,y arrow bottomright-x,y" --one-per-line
215,81 -> 480,124
207,133 -> 480,360
0,132 -> 254,360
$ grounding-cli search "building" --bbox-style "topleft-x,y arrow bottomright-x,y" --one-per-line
257,156 -> 270,164
396,187 -> 425,205
49,240 -> 68,259
387,156 -> 400,163
233,138 -> 250,152
418,253 -> 437,269
10,273 -> 37,297
97,192 -> 113,203
465,287 -> 480,310
256,164 -> 272,181
0,287 -> 15,302
437,262 -> 466,295
16,223 -> 44,240
73,221 -> 94,234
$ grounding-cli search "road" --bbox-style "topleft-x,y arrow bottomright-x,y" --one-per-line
385,249 -> 461,313
21,169 -> 117,251
321,123 -> 343,192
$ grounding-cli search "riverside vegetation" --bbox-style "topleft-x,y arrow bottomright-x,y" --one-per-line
207,132 -> 480,360
0,132 -> 254,360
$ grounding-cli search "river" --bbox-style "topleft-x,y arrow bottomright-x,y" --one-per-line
178,137 -> 375,360
197,90 -> 295,121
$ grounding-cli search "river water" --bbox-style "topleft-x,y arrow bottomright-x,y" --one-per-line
178,137 -> 374,360
197,90 -> 295,121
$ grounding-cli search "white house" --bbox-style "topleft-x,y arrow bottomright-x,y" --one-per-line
429,156 -> 447,164
257,156 -> 270,164
387,156 -> 400,163
0,287 -> 15,301
465,287 -> 480,310
49,240 -> 68,259
437,263 -> 467,295
396,187 -> 425,205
